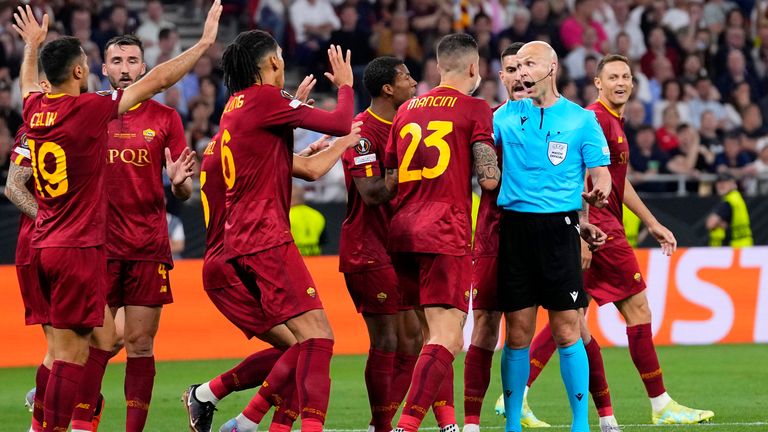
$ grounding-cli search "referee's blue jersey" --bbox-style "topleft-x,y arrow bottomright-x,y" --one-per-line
494,97 -> 610,213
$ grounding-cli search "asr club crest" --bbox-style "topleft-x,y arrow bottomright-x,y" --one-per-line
143,128 -> 156,143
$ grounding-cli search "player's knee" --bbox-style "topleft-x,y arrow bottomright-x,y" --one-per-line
372,331 -> 398,352
287,310 -> 335,342
551,323 -> 580,347
398,331 -> 423,355
622,298 -> 652,326
124,333 -> 155,357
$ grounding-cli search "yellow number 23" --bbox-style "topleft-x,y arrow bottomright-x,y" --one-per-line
398,121 -> 453,183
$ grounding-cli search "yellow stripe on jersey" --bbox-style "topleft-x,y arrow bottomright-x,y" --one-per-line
14,154 -> 25,166
365,165 -> 373,177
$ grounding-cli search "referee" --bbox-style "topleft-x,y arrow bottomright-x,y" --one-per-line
494,41 -> 612,432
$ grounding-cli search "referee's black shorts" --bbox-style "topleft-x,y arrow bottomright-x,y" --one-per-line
497,210 -> 588,312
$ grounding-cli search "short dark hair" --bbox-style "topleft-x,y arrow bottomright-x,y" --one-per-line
596,54 -> 630,76
436,33 -> 478,73
500,42 -> 524,60
158,27 -> 177,41
636,124 -> 655,134
104,34 -> 144,60
221,30 -> 279,94
40,37 -> 84,86
363,56 -> 403,98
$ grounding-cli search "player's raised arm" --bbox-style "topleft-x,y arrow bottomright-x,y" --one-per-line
12,5 -> 49,98
293,121 -> 362,181
120,0 -> 222,113
473,142 -> 500,190
296,45 -> 354,136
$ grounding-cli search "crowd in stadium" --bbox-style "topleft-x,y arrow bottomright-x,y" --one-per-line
3,1 -> 760,431
1,0 -> 768,200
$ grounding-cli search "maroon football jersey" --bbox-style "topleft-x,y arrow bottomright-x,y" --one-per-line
586,100 -> 628,231
105,100 -> 187,265
339,109 -> 394,273
199,132 -> 242,290
10,126 -> 35,265
221,84 -> 353,259
473,184 -> 501,258
384,86 -> 494,255
23,90 -> 122,248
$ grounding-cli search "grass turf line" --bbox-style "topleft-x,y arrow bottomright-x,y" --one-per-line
0,344 -> 765,431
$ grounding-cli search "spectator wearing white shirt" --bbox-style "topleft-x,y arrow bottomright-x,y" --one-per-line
290,0 -> 340,81
564,26 -> 602,80
604,0 -> 646,60
652,79 -> 691,128
136,0 -> 174,49
688,75 -> 741,130
290,0 -> 340,46
144,27 -> 181,68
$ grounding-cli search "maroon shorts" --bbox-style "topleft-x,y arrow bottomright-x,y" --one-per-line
392,253 -> 472,313
17,264 -> 49,325
472,256 -> 498,311
203,255 -> 270,338
584,234 -> 646,306
233,242 -> 323,331
344,266 -> 400,315
32,246 -> 106,329
106,260 -> 173,308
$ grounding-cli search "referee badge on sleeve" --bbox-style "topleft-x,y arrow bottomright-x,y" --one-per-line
548,141 -> 568,166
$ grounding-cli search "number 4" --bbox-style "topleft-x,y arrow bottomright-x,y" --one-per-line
398,121 -> 453,183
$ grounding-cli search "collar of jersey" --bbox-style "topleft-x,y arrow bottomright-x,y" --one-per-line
436,85 -> 460,92
597,99 -> 621,119
366,108 -> 392,125
45,93 -> 66,99
128,103 -> 142,111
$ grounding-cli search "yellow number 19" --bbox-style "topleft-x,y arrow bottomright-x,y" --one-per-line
398,121 -> 453,183
28,139 -> 69,198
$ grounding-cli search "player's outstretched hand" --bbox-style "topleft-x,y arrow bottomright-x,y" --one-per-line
335,121 -> 362,149
649,223 -> 677,256
200,0 -> 223,46
324,44 -> 353,88
12,5 -> 49,47
166,147 -> 196,186
580,239 -> 592,270
297,135 -> 332,156
580,222 -> 606,250
295,74 -> 317,106
582,187 -> 608,209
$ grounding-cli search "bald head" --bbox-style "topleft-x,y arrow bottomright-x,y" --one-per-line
518,41 -> 557,64
436,33 -> 479,74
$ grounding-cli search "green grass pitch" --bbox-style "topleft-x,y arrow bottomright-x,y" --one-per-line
0,344 -> 766,431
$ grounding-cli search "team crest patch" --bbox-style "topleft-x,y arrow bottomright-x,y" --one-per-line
355,138 -> 372,155
143,128 -> 156,143
307,287 -> 317,298
377,292 -> 388,303
547,141 -> 568,166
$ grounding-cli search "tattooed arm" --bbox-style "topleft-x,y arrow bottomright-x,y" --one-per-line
4,163 -> 37,219
473,142 -> 500,191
